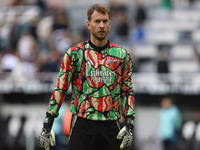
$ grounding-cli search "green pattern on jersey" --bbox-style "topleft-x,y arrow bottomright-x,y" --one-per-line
47,41 -> 135,121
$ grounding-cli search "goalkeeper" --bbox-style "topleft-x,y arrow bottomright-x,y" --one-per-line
38,3 -> 135,150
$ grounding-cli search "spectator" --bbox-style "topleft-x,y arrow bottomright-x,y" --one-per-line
45,47 -> 61,72
158,0 -> 173,20
129,1 -> 147,44
0,50 -> 19,73
108,1 -> 127,14
52,7 -> 69,31
159,97 -> 182,150
9,15 -> 22,50
51,6 -> 70,52
7,0 -> 26,6
28,17 -> 39,42
9,14 -> 31,44
108,1 -> 128,42
129,22 -> 146,44
35,0 -> 47,16
39,47 -> 61,73
36,11 -> 54,51
55,30 -> 72,55
17,29 -> 38,62
115,13 -> 129,38
161,0 -> 173,10
134,0 -> 147,25
157,50 -> 169,73
10,52 -> 37,83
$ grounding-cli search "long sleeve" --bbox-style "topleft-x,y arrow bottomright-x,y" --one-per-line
46,48 -> 76,117
121,52 -> 135,118
174,106 -> 182,132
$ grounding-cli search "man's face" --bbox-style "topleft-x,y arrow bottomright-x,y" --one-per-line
87,10 -> 110,41
161,98 -> 172,109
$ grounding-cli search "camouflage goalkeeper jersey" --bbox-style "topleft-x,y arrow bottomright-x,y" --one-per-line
47,40 -> 135,121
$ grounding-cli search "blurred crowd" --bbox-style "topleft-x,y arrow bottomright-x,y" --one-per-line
0,0 -> 148,83
0,0 -> 74,83
0,0 -> 200,83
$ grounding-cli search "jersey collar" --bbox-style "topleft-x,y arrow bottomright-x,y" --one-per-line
89,40 -> 110,51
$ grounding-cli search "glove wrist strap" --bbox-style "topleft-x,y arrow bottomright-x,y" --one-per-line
125,117 -> 134,131
43,114 -> 54,133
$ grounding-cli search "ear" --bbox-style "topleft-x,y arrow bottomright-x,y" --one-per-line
87,20 -> 90,30
108,20 -> 111,29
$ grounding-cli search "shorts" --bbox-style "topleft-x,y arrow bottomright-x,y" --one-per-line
68,115 -> 122,150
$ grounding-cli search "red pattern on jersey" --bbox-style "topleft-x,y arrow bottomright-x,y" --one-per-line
121,83 -> 129,92
96,96 -> 113,112
73,93 -> 80,109
71,47 -> 79,51
114,100 -> 120,111
74,78 -> 82,91
58,92 -> 65,106
79,61 -> 85,78
76,43 -> 85,50
108,80 -> 117,91
110,42 -> 122,48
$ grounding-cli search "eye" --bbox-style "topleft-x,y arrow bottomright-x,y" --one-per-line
103,20 -> 108,23
95,20 -> 100,23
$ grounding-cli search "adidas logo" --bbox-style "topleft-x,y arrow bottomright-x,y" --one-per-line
85,59 -> 94,65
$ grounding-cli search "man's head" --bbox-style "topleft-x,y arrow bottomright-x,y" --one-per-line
87,4 -> 110,21
87,4 -> 111,43
161,97 -> 173,109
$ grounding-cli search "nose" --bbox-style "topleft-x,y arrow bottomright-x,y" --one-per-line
99,21 -> 105,28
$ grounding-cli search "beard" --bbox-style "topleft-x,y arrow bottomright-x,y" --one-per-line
91,31 -> 109,41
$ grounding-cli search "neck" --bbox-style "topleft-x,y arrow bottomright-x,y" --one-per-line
90,37 -> 108,47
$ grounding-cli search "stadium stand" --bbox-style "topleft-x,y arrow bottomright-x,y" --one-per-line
0,0 -> 200,150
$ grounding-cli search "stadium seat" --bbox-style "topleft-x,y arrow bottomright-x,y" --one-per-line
172,10 -> 200,23
169,60 -> 199,73
174,21 -> 198,32
170,45 -> 195,60
192,30 -> 200,42
133,45 -> 158,59
146,30 -> 178,44
146,20 -> 176,31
